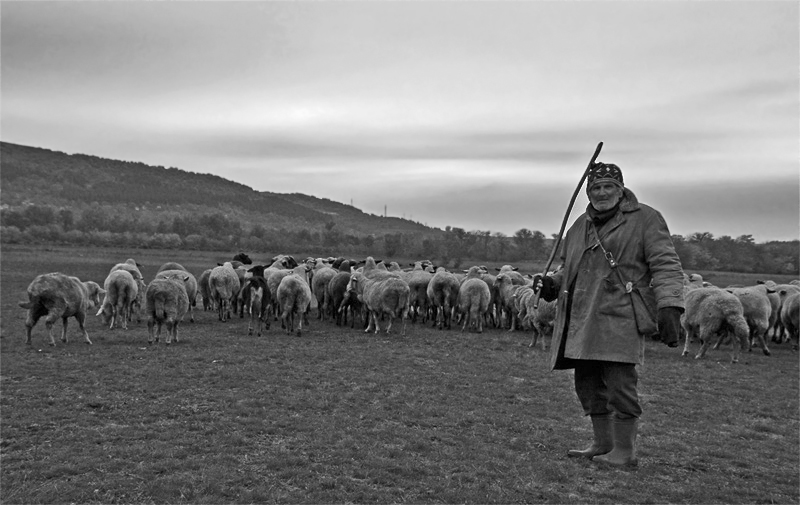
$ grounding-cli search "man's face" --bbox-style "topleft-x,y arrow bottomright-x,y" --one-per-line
588,182 -> 623,212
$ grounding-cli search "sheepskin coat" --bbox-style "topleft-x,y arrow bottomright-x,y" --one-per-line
548,188 -> 685,370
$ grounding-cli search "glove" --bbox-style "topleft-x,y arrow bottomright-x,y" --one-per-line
658,307 -> 683,348
534,275 -> 559,302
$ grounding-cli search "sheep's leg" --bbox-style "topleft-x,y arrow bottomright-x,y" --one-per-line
695,326 -> 717,360
385,313 -> 393,334
681,324 -> 695,357
75,312 -> 92,345
297,310 -> 303,337
147,318 -> 155,344
166,320 -> 175,345
529,327 -> 539,348
752,327 -> 771,356
24,305 -> 45,345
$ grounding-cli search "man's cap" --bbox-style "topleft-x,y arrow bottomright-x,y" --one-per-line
587,163 -> 624,189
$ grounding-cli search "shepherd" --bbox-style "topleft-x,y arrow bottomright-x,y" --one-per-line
535,147 -> 685,467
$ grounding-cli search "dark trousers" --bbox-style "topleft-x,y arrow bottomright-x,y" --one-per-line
574,360 -> 642,419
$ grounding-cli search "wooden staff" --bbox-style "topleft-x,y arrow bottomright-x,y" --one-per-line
533,141 -> 604,309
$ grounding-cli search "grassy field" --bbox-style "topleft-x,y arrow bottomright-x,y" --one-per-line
1,245 -> 798,504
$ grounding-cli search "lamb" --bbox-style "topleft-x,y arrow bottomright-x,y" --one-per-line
276,264 -> 314,336
681,286 -> 750,363
779,291 -> 800,350
208,262 -> 240,322
96,269 -> 138,330
156,269 -> 198,323
19,272 -> 105,346
457,266 -> 491,333
527,298 -> 556,351
198,268 -> 214,311
723,285 -> 773,356
346,270 -> 410,335
110,258 -> 144,282
241,276 -> 272,336
145,273 -> 190,345
427,267 -> 460,330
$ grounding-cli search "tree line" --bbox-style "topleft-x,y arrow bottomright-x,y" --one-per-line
1,203 -> 797,275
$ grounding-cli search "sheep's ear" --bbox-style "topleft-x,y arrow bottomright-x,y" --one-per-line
765,286 -> 776,294
183,275 -> 190,282
513,267 -> 519,271
495,268 -> 501,272
96,307 -> 104,316
217,262 -> 223,266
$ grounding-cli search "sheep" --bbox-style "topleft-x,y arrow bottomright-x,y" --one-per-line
265,255 -> 303,320
759,282 -> 800,343
780,291 -> 800,350
276,264 -> 313,336
494,271 -> 530,331
519,274 -> 556,350
157,262 -> 187,273
404,261 -> 435,324
346,270 -> 410,335
457,266 -> 491,333
681,286 -> 750,363
129,278 -> 147,323
208,262 -> 240,322
156,269 -> 198,323
481,272 -> 499,328
327,271 -> 352,326
96,269 -> 138,330
19,272 -> 105,346
233,252 -> 253,265
311,263 -> 338,321
110,258 -> 144,282
198,268 -> 214,311
241,276 -> 272,336
775,284 -> 800,345
427,267 -> 460,330
723,285 -> 773,356
145,273 -> 190,345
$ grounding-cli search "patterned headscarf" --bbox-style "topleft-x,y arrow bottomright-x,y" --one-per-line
587,163 -> 624,190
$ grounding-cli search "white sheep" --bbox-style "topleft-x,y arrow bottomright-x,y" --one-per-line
311,263 -> 338,321
457,266 -> 491,333
494,271 -> 530,331
346,270 -> 410,335
156,269 -> 198,323
723,285 -> 773,356
681,286 -> 750,363
277,264 -> 313,336
780,291 -> 800,350
110,258 -> 144,282
19,272 -> 105,346
198,268 -> 213,311
96,269 -> 138,330
209,262 -> 240,322
427,267 -> 460,330
403,261 -> 435,324
145,273 -> 190,345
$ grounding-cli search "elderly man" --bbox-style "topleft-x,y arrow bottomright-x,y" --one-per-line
536,162 -> 684,467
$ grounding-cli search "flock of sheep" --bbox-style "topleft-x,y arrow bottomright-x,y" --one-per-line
17,252 -> 800,364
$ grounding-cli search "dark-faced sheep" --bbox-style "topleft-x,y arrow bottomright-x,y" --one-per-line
241,276 -> 272,336
19,272 -> 104,346
145,273 -> 189,345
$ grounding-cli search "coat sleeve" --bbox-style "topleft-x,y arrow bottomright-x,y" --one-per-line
642,207 -> 685,310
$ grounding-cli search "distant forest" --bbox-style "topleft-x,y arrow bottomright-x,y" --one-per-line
1,202 -> 797,275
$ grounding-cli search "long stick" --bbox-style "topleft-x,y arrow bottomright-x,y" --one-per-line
533,141 -> 603,309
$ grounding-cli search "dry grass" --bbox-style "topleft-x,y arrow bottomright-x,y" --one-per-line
1,245 -> 798,504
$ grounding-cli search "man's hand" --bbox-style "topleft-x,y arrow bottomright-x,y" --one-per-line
534,275 -> 559,302
658,307 -> 683,348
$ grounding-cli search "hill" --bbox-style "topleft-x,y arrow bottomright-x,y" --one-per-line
0,141 -> 441,238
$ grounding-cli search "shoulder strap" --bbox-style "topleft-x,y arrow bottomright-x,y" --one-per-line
592,223 -> 632,294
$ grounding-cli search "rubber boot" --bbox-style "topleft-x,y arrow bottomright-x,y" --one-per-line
567,413 -> 613,459
593,417 -> 639,467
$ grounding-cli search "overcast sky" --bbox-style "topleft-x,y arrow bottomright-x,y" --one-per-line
2,1 -> 798,242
